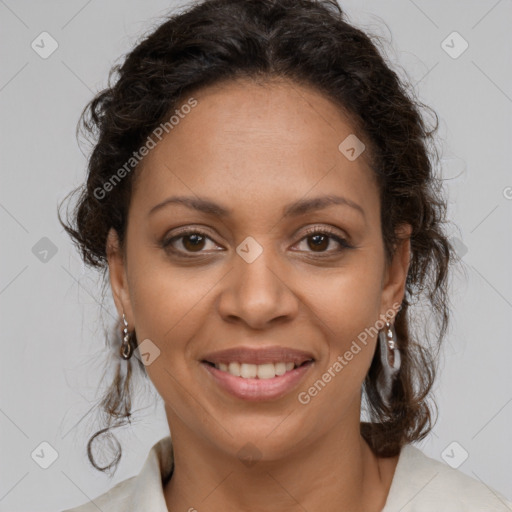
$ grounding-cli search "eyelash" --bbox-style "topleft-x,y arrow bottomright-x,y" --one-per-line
161,225 -> 353,258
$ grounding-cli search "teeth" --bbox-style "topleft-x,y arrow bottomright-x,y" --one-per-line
275,362 -> 287,376
241,363 -> 258,378
228,362 -> 240,376
213,361 -> 301,379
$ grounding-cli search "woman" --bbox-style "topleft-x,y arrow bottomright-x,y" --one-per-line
58,0 -> 512,510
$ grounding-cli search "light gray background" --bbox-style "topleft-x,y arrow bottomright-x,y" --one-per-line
1,0 -> 511,510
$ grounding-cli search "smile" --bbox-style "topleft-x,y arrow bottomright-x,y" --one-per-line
204,360 -> 310,379
201,360 -> 314,401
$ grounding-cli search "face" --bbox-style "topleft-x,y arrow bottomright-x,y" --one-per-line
107,78 -> 410,461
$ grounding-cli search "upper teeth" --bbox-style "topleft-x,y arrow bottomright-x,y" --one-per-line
215,361 -> 298,379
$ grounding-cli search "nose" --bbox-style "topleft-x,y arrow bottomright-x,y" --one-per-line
216,245 -> 299,330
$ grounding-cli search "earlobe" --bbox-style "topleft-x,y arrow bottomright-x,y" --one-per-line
106,228 -> 132,321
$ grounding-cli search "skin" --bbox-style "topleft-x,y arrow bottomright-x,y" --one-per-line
107,77 -> 411,512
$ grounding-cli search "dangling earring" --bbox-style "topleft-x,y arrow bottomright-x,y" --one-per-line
120,313 -> 133,360
377,321 -> 401,405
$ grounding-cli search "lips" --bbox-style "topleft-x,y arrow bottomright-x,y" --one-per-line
201,346 -> 315,366
201,359 -> 314,401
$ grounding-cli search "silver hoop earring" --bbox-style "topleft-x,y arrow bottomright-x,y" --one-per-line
377,321 -> 401,405
120,313 -> 133,360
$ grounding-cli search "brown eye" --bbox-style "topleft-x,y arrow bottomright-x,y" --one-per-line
307,233 -> 330,252
295,227 -> 353,254
161,229 -> 220,256
181,233 -> 206,252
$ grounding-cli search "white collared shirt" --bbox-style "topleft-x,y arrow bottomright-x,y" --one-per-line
62,436 -> 512,511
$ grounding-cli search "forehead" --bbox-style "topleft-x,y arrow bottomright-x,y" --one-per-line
131,78 -> 378,219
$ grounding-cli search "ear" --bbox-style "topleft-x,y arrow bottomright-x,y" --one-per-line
380,223 -> 412,319
106,227 -> 134,324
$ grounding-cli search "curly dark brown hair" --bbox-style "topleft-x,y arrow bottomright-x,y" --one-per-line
58,0 -> 455,475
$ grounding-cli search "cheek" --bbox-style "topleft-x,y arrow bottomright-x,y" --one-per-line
125,239 -> 216,367
129,265 -> 211,349
297,253 -> 383,401
128,265 -> 215,411
302,252 -> 384,342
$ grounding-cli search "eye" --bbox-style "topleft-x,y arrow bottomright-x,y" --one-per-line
294,226 -> 352,254
161,225 -> 353,258
161,229 -> 222,256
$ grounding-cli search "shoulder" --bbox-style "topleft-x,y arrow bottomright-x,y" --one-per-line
60,435 -> 174,512
61,476 -> 136,512
383,444 -> 512,512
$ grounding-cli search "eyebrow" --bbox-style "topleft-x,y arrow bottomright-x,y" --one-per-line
148,194 -> 365,219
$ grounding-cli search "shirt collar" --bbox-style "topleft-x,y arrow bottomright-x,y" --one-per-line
127,435 -> 174,512
126,435 -> 415,512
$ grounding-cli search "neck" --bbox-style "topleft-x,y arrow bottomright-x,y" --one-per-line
163,405 -> 397,512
